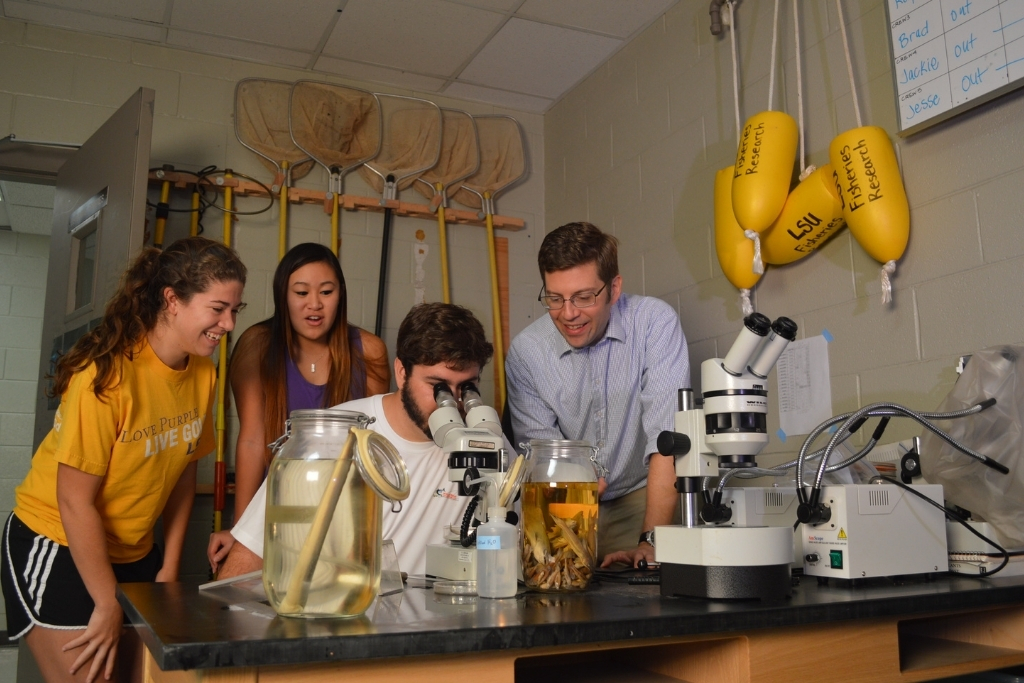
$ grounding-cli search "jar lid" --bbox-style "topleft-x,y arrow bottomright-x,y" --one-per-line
522,439 -> 597,457
527,438 -> 592,448
288,409 -> 373,426
351,428 -> 411,503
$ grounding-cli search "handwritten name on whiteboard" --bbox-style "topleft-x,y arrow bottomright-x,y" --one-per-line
886,0 -> 1024,134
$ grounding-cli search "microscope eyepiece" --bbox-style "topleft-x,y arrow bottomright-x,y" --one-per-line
459,381 -> 485,411
722,312 -> 772,376
433,382 -> 458,409
748,316 -> 799,379
744,312 -> 772,335
771,316 -> 798,341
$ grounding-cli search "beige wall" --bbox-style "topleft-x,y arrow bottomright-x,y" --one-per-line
545,0 -> 1024,465
0,15 -> 545,610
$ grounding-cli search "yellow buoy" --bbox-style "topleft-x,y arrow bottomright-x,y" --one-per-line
828,127 -> 909,264
715,166 -> 761,290
732,110 -> 799,232
761,164 -> 845,266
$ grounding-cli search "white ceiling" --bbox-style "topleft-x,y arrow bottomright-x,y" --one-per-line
0,0 -> 679,113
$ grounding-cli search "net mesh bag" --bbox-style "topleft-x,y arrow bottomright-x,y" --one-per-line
289,81 -> 381,174
234,79 -> 316,182
358,94 -> 442,196
452,115 -> 527,210
412,109 -> 479,206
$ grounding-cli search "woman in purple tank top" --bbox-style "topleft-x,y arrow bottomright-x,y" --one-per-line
226,243 -> 390,522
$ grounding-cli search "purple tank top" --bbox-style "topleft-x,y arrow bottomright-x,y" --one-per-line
285,326 -> 367,412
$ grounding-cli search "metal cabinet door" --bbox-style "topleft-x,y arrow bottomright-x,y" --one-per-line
33,88 -> 155,448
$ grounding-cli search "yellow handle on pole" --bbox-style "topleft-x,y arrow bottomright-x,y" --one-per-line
279,161 -> 289,260
214,172 -> 233,533
154,180 -> 171,248
436,183 -> 451,304
330,192 -> 340,256
484,191 -> 505,414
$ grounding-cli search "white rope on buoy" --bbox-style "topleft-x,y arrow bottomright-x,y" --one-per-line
767,0 -> 781,111
729,0 -> 741,140
744,229 -> 765,274
836,0 -> 863,128
793,0 -> 816,182
739,288 -> 754,316
880,260 -> 897,304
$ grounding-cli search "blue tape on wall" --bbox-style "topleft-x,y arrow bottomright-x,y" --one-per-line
777,429 -> 787,443
822,329 -> 833,343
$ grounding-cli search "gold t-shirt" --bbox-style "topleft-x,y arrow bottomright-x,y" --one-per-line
15,340 -> 216,562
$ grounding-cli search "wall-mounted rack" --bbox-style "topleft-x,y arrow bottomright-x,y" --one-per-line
147,170 -> 525,231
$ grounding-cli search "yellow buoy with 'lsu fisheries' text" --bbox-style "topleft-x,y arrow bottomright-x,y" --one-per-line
716,166 -> 761,290
732,110 -> 799,233
828,127 -> 909,264
761,164 -> 846,266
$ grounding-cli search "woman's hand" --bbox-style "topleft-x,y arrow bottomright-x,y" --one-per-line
63,601 -> 123,683
155,566 -> 177,582
208,530 -> 236,574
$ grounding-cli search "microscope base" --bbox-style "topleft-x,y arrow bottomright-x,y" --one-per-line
426,543 -> 477,581
654,525 -> 794,600
660,562 -> 791,600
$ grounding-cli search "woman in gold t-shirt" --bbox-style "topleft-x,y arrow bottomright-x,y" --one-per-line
1,237 -> 247,683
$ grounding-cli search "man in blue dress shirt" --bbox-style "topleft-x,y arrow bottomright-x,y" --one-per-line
506,222 -> 690,567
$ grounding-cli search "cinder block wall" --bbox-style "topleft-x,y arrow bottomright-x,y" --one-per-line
545,0 -> 1024,465
0,15 -> 545,623
0,232 -> 47,632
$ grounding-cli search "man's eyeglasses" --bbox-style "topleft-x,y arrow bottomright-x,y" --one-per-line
538,283 -> 607,310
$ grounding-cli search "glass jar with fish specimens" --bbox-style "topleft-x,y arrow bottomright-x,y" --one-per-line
521,439 -> 599,591
264,410 -> 409,618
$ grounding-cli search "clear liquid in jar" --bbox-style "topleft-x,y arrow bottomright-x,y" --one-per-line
263,458 -> 381,617
521,481 -> 598,591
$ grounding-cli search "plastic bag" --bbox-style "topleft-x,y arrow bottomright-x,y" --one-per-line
918,346 -> 1024,548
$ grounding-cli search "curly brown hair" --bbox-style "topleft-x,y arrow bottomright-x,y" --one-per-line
49,236 -> 247,399
396,303 -> 493,375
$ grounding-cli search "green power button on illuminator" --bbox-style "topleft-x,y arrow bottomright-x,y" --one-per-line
830,550 -> 843,569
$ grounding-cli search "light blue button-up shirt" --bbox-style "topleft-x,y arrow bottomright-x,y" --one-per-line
506,293 -> 690,501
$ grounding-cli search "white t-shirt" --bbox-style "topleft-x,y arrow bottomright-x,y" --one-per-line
232,394 -> 481,576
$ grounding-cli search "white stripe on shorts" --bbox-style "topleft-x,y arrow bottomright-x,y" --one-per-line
33,542 -> 59,613
4,518 -> 83,637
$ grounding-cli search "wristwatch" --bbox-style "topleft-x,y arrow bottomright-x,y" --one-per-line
638,530 -> 655,547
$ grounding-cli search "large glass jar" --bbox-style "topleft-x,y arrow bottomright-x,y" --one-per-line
264,410 -> 409,618
521,439 -> 599,591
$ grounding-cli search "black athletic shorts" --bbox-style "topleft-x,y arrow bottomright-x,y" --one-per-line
1,513 -> 161,639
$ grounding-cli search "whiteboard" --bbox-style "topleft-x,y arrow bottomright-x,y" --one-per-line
885,0 -> 1024,136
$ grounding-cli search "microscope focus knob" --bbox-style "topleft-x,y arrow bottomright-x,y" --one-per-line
462,466 -> 482,496
797,501 -> 832,525
657,431 -> 692,457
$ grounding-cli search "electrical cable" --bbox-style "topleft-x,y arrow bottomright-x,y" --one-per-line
144,165 -> 219,236
810,401 -> 1003,493
195,168 -> 274,216
716,417 -> 878,493
145,167 -> 207,213
795,400 -> 999,503
460,495 -> 481,548
872,475 -> 1009,577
